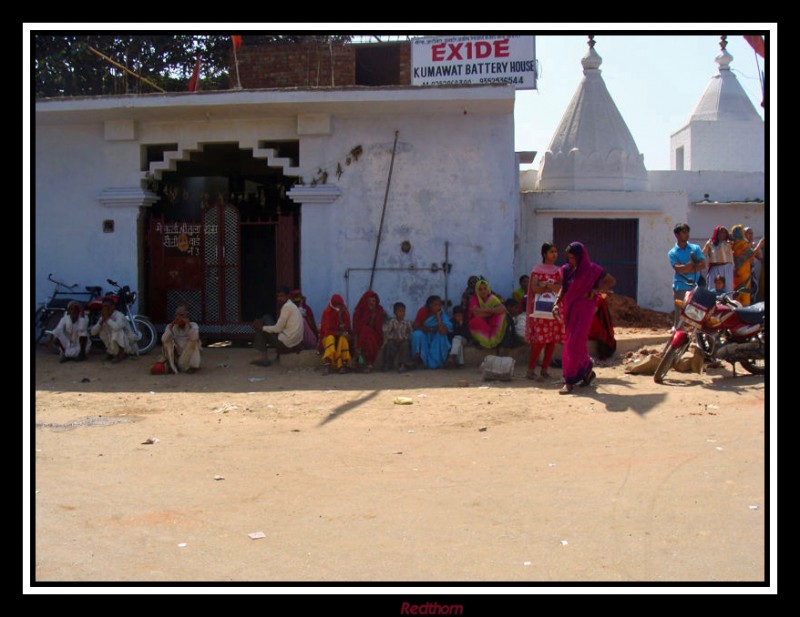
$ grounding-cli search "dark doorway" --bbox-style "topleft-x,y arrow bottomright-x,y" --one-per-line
241,223 -> 276,321
553,218 -> 639,300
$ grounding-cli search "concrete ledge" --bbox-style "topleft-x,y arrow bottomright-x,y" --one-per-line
269,330 -> 671,371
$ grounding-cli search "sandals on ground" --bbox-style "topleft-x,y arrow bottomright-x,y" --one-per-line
580,370 -> 596,387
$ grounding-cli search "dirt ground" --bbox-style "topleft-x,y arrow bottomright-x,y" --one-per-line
25,313 -> 773,592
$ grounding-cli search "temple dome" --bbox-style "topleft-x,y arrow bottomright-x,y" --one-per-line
537,37 -> 648,191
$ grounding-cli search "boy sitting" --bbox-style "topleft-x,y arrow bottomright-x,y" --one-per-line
382,302 -> 413,372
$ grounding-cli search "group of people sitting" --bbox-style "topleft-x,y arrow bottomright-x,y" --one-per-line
49,241 -> 618,394
49,297 -> 141,364
250,280 -> 525,375
251,243 -> 616,396
48,297 -> 202,374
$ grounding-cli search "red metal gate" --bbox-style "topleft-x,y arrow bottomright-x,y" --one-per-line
147,207 -> 299,340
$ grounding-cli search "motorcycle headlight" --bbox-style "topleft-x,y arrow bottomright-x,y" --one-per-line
683,303 -> 707,324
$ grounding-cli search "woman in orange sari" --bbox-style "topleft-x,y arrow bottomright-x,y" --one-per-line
731,224 -> 764,306
352,290 -> 384,372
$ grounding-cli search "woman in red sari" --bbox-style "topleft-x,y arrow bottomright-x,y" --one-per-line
526,242 -> 565,380
318,294 -> 352,373
352,290 -> 384,372
554,242 -> 616,394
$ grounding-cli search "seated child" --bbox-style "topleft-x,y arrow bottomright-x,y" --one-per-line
714,275 -> 727,298
499,299 -> 524,348
382,302 -> 413,372
446,306 -> 470,368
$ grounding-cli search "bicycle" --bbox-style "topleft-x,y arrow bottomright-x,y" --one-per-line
34,274 -> 103,347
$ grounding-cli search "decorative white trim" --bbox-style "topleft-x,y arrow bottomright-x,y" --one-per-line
533,208 -> 663,215
98,187 -> 160,208
286,184 -> 342,205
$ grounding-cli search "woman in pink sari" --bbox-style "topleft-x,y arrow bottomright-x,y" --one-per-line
554,242 -> 616,394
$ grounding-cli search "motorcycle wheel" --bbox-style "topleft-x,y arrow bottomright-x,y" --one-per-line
133,316 -> 157,356
739,336 -> 766,375
654,339 -> 690,384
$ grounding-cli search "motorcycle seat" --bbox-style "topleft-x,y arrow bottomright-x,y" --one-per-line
735,301 -> 765,325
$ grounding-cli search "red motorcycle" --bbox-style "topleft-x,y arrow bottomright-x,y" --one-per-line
85,279 -> 158,356
654,284 -> 766,383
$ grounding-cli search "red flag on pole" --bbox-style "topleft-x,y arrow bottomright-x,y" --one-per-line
744,35 -> 765,58
188,56 -> 201,92
232,35 -> 242,50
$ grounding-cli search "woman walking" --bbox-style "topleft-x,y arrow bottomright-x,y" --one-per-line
554,242 -> 616,394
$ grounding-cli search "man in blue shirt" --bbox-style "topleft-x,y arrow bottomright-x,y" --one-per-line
668,222 -> 706,331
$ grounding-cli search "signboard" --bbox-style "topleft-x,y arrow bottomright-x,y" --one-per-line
411,35 -> 536,89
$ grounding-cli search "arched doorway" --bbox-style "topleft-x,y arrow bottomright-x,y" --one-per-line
145,142 -> 300,341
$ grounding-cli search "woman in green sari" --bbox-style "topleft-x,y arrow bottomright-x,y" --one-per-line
467,279 -> 508,348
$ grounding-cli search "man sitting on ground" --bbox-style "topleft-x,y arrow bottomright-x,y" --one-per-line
161,305 -> 202,374
90,297 -> 138,363
51,301 -> 91,363
252,286 -> 304,367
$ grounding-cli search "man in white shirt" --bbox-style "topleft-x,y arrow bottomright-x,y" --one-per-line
252,286 -> 304,367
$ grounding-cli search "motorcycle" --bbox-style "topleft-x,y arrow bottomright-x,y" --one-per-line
85,279 -> 158,356
653,282 -> 766,383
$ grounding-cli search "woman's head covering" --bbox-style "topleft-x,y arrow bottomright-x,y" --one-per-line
354,290 -> 381,319
353,291 -> 384,339
320,294 -> 350,337
730,225 -> 746,242
474,279 -> 502,309
711,226 -> 729,246
562,242 -> 605,299
329,294 -> 345,309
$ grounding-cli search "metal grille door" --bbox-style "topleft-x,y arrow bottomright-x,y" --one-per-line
203,204 -> 241,329
553,218 -> 639,300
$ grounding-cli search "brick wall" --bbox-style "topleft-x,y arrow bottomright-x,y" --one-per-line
232,43 -> 356,88
231,41 -> 412,88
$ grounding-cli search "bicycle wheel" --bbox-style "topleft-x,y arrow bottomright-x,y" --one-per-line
133,316 -> 157,355
37,311 -> 63,351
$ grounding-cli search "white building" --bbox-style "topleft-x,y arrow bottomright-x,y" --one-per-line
35,85 -> 518,337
